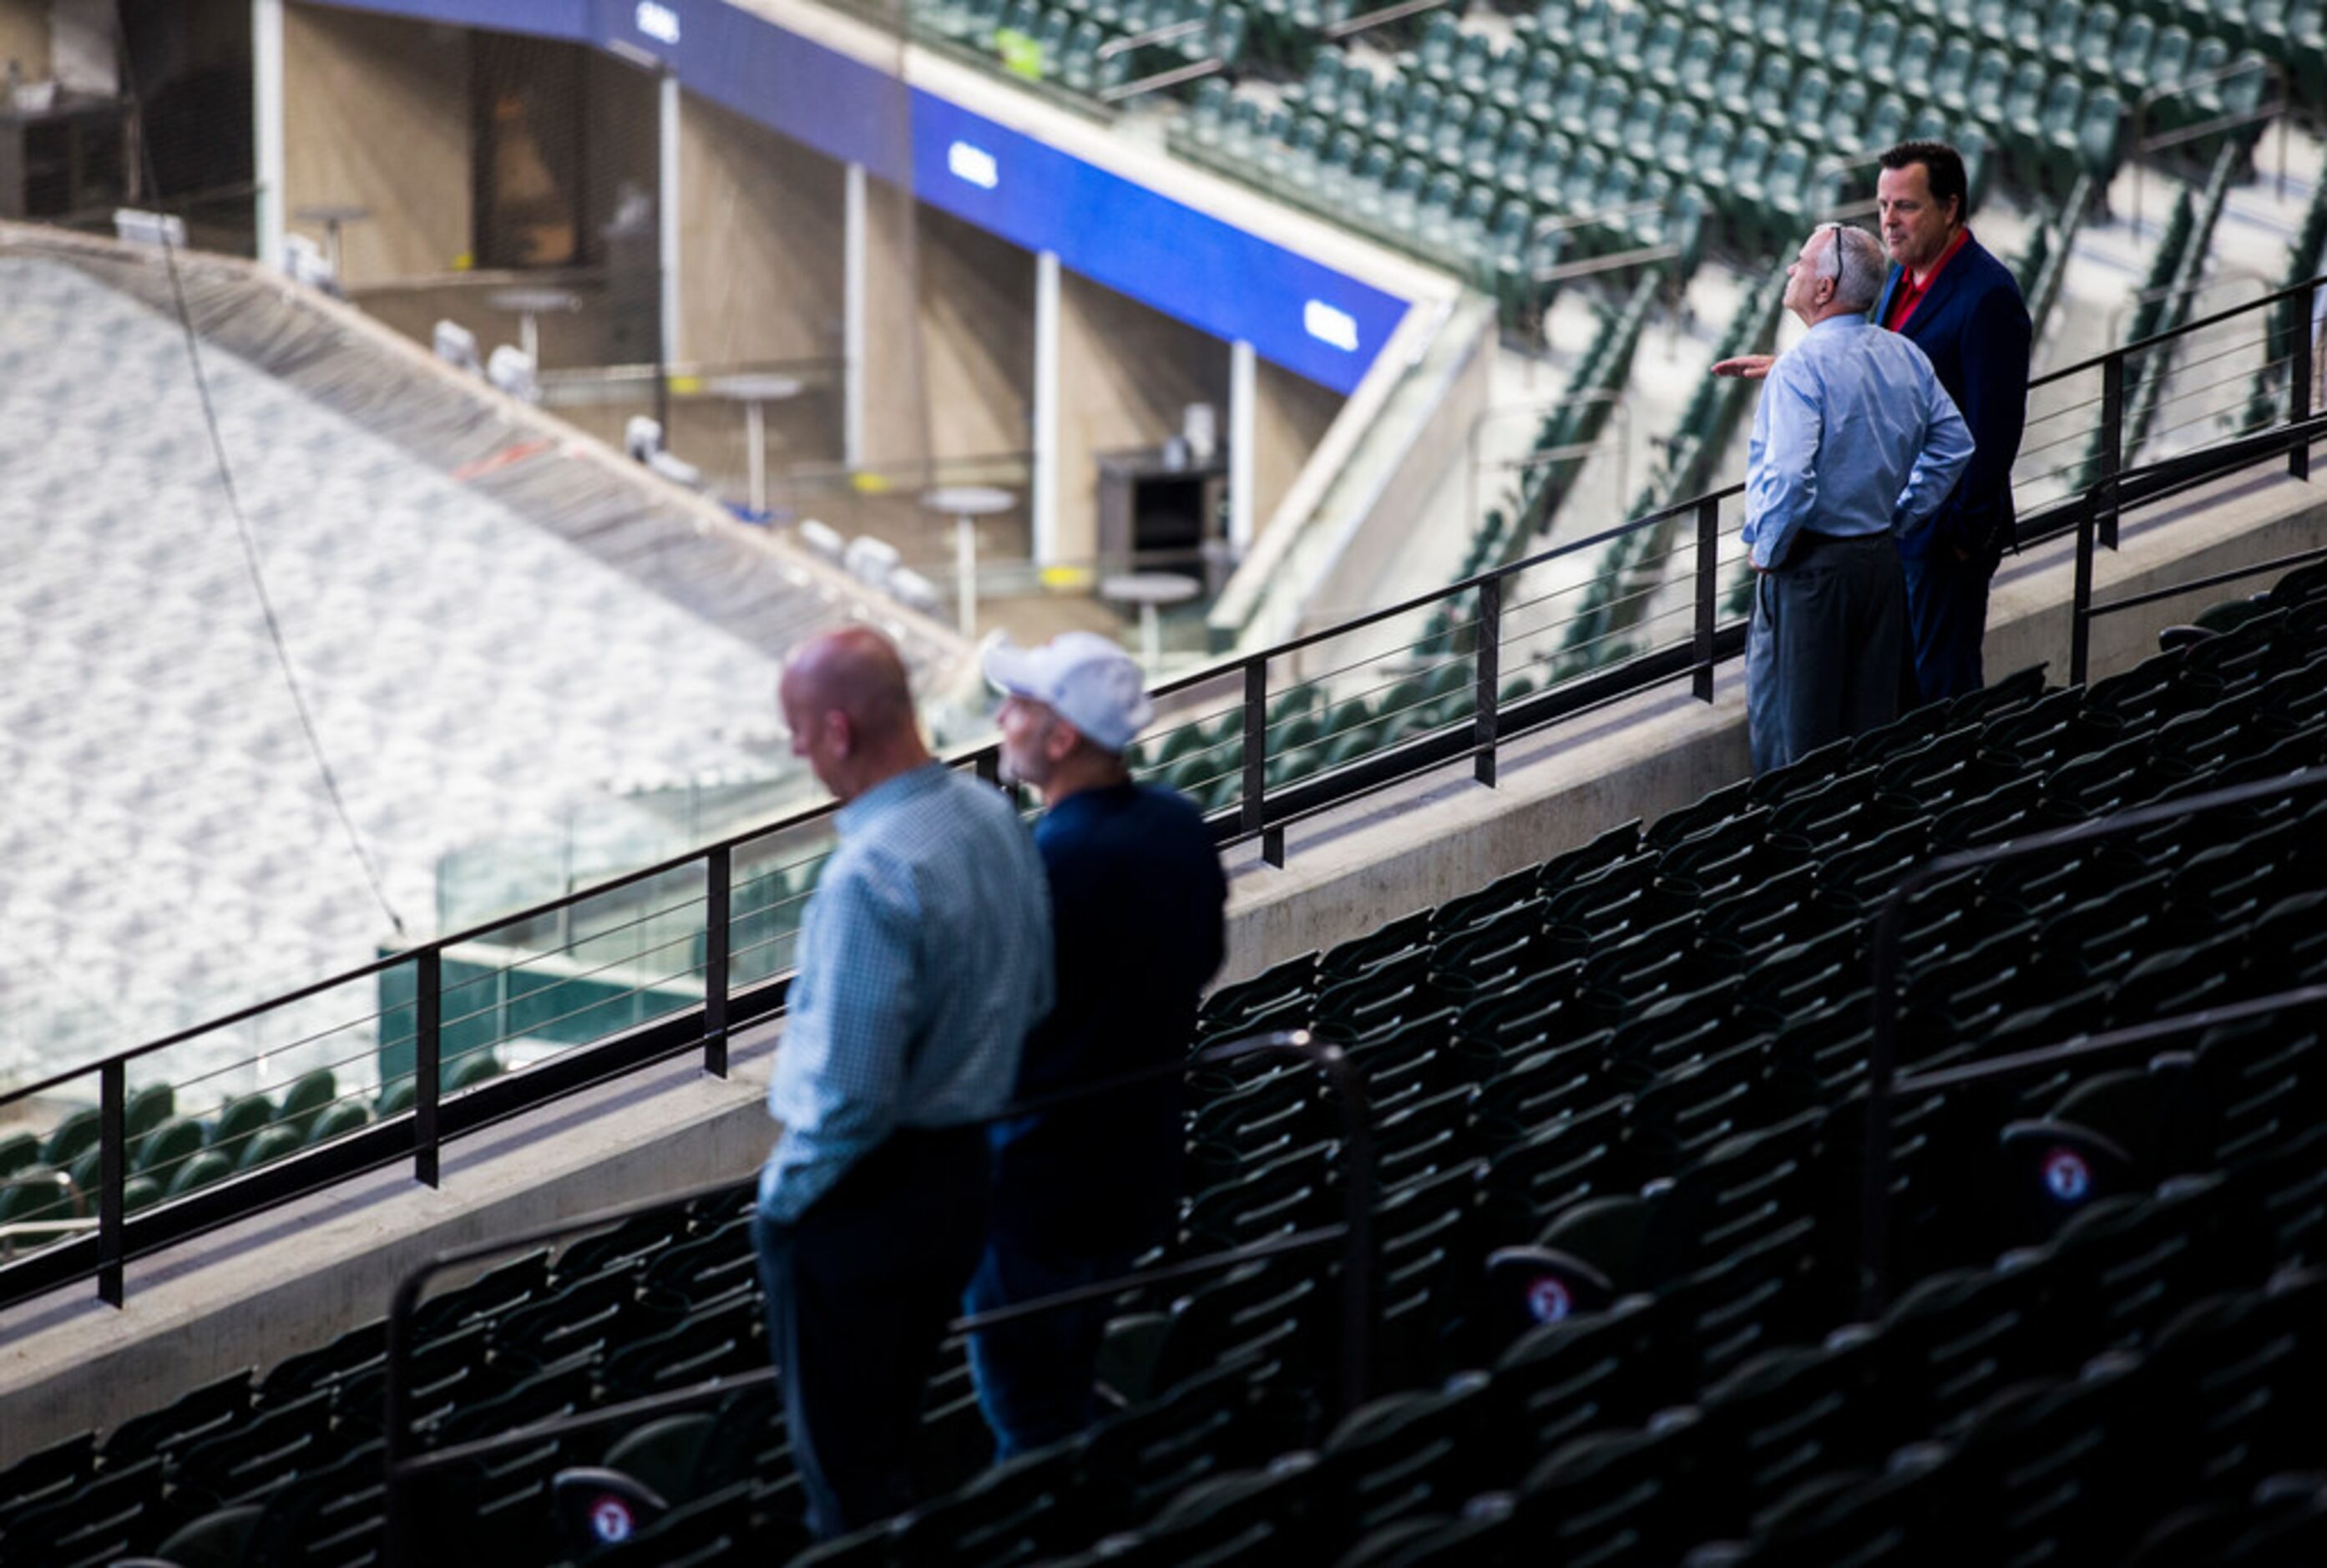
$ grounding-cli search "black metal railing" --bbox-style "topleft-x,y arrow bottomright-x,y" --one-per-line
4,272 -> 2319,1315
2068,412 -> 2327,682
1859,768 -> 2327,1316
378,1029 -> 1372,1565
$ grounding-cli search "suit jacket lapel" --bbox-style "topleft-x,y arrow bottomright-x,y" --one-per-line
1874,264 -> 1903,327
1903,238 -> 1979,342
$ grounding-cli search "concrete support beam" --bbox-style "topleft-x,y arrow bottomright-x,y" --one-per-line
252,0 -> 285,270
1228,338 -> 1257,551
1034,248 -> 1060,564
844,161 -> 866,470
658,70 -> 681,367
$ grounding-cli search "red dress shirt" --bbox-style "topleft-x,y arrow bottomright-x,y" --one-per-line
1885,227 -> 1973,332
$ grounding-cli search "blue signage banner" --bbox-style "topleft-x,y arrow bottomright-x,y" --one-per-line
906,91 -> 1404,393
589,0 -> 911,181
304,0 -> 593,41
297,0 -> 1411,390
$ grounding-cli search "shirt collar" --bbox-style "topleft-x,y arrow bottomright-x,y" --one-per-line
836,760 -> 949,835
1806,313 -> 1868,339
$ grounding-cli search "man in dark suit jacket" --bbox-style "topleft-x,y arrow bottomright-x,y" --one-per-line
1716,141 -> 2032,703
1871,140 -> 2031,703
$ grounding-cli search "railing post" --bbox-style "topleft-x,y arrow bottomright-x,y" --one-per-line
1242,660 -> 1283,867
1473,576 -> 1500,787
98,1061 -> 124,1308
703,846 -> 731,1080
414,949 -> 441,1190
2099,354 -> 2126,551
1692,493 -> 1719,703
2072,503 -> 2097,688
2292,281 -> 2314,482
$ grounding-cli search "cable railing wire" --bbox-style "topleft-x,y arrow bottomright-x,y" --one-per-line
112,5 -> 406,943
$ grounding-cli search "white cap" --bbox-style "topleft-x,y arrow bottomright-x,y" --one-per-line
983,631 -> 1155,754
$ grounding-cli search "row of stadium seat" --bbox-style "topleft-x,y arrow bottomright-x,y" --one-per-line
922,0 -> 1249,94
0,1055 -> 504,1235
1182,0 -> 2287,291
13,557 -> 2324,1564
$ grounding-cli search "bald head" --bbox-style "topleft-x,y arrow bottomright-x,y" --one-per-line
780,626 -> 929,802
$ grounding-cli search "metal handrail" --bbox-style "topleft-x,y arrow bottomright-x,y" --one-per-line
2069,407 -> 2327,683
1859,769 -> 2327,1316
1322,0 -> 1459,40
2031,271 -> 2326,391
1464,391 -> 1631,542
5,274 -> 2319,1314
379,1029 -> 1372,1565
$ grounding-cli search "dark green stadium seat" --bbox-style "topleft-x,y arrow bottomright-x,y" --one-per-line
2114,13 -> 2160,85
280,1068 -> 336,1133
0,1128 -> 40,1179
41,1105 -> 99,1169
124,1083 -> 174,1144
1965,48 -> 2011,121
208,1094 -> 275,1164
238,1123 -> 303,1171
2076,3 -> 2126,80
135,1114 -> 205,1177
1637,14 -> 1684,88
3,1454 -> 166,1566
0,1161 -> 68,1225
168,1149 -> 235,1199
447,1050 -> 504,1092
1858,11 -> 1904,83
2045,0 -> 2090,68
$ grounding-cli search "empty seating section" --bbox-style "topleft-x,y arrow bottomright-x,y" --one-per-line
0,1056 -> 508,1251
923,0 -> 2324,129
0,250 -> 886,1094
16,559 -> 2327,1565
1164,0 -> 2285,290
2244,167 -> 2327,432
916,0 -> 1254,95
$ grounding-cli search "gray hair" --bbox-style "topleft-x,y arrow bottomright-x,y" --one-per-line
1825,224 -> 1887,311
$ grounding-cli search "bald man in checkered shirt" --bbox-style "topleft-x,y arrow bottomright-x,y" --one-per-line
754,627 -> 1052,1540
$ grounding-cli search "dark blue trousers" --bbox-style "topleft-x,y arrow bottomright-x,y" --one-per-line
753,1126 -> 989,1540
964,1232 -> 1136,1460
1747,531 -> 1910,775
1903,546 -> 2001,704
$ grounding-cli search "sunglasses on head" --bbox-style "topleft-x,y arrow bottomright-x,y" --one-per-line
1816,221 -> 1845,283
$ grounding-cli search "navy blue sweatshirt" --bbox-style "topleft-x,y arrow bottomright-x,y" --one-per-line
989,781 -> 1227,1257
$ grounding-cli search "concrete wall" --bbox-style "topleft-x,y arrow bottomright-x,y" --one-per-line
282,3 -> 470,285
1252,359 -> 1343,541
0,2 -> 48,82
675,89 -> 846,371
855,173 -> 927,470
1285,302 -> 1494,674
0,1036 -> 778,1467
1054,269 -> 1232,564
913,201 -> 1033,468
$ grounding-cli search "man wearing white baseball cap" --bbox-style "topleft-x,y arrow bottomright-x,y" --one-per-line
968,630 -> 1228,1458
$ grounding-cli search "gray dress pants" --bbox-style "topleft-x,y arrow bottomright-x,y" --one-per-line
1746,529 -> 1909,775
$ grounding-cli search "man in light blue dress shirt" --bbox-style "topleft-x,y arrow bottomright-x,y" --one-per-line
753,626 -> 1052,1539
1742,223 -> 1975,774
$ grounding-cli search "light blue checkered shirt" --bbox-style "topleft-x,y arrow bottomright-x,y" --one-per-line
759,762 -> 1053,1222
1744,316 -> 1975,571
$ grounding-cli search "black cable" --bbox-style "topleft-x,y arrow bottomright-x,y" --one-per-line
112,6 -> 406,937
